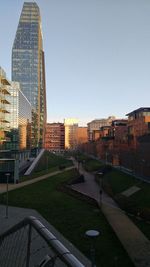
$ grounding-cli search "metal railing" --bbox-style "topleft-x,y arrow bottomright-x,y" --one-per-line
0,216 -> 85,267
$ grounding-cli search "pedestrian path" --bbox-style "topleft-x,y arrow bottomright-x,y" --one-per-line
70,158 -> 150,267
0,166 -> 75,194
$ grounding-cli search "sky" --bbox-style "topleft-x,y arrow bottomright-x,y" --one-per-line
1,0 -> 150,126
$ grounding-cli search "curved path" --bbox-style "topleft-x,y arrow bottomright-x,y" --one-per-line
70,158 -> 150,267
0,166 -> 75,194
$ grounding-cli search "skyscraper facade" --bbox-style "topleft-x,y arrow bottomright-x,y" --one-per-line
12,2 -> 46,148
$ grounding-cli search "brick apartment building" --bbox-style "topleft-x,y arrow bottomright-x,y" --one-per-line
126,107 -> 150,148
44,123 -> 65,151
77,127 -> 88,145
80,108 -> 150,178
87,116 -> 115,141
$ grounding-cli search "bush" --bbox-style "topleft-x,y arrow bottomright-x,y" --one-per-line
67,174 -> 85,185
59,165 -> 66,170
115,194 -> 138,215
139,208 -> 150,221
71,174 -> 85,184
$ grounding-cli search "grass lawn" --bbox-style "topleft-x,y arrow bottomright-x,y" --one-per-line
34,151 -> 73,172
20,151 -> 73,181
0,169 -> 134,267
83,158 -> 104,172
73,152 -> 104,172
129,216 -> 150,241
103,170 -> 139,195
103,169 -> 150,210
102,169 -> 150,240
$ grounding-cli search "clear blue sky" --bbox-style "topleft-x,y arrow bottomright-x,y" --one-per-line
1,0 -> 150,125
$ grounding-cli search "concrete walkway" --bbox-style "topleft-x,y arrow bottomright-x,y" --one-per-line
0,166 -> 75,194
70,159 -> 150,267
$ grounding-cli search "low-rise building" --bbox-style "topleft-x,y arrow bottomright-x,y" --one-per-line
87,116 -> 115,141
126,107 -> 150,148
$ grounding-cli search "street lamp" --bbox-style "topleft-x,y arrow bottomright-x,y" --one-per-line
47,155 -> 49,171
97,172 -> 103,207
105,152 -> 108,164
85,229 -> 100,267
5,173 -> 10,219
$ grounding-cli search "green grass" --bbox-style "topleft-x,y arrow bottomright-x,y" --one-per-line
102,169 -> 150,240
84,159 -> 103,172
34,151 -> 73,172
103,170 -> 138,195
129,216 -> 150,240
103,169 -> 150,210
20,151 -> 73,181
0,169 -> 134,267
74,152 -> 103,172
127,182 -> 150,209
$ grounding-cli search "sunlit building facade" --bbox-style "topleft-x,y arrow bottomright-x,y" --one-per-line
0,74 -> 32,154
77,127 -> 88,145
12,2 -> 47,148
45,123 -> 65,151
8,82 -> 32,151
87,116 -> 116,141
0,67 -> 11,152
126,107 -> 150,148
0,67 -> 33,176
64,118 -> 78,149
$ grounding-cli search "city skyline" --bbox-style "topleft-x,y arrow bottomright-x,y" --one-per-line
1,0 -> 150,125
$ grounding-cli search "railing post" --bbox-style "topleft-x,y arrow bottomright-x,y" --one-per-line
5,173 -> 10,219
26,224 -> 32,267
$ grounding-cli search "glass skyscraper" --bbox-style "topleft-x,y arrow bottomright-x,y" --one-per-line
12,2 -> 47,148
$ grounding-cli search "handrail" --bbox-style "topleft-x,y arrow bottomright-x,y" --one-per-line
24,149 -> 45,175
0,216 -> 85,267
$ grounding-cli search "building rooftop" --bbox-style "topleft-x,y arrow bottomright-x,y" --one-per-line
126,107 -> 150,116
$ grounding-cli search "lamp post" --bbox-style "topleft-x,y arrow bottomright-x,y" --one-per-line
5,173 -> 10,219
105,152 -> 108,164
97,172 -> 103,207
47,155 -> 49,171
141,159 -> 145,177
85,230 -> 100,267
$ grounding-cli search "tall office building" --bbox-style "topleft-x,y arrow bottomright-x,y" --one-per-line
12,2 -> 47,148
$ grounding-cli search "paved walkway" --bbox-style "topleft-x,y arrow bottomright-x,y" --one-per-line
70,158 -> 150,267
0,166 -> 75,193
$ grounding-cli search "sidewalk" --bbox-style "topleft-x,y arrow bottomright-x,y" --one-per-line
70,159 -> 150,267
0,166 -> 75,194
